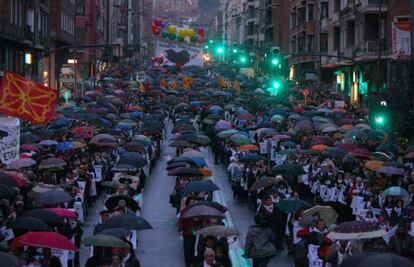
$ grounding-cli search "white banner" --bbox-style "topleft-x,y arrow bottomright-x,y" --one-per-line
0,117 -> 19,165
392,21 -> 411,59
156,41 -> 204,67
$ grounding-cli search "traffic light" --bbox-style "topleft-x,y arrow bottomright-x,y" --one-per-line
233,48 -> 238,53
204,44 -> 209,49
267,79 -> 283,96
216,46 -> 224,55
239,55 -> 247,64
272,58 -> 279,65
375,115 -> 385,125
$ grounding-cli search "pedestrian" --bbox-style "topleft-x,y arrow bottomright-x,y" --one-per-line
197,248 -> 217,267
388,222 -> 414,259
244,214 -> 276,267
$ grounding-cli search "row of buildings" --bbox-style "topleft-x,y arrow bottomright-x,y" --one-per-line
212,0 -> 412,106
0,0 -> 155,91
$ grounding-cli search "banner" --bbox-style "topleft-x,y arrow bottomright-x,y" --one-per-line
0,117 -> 19,165
156,41 -> 203,67
392,21 -> 411,60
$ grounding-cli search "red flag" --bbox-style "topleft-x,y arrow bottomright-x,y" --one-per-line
145,80 -> 150,94
0,70 -> 58,124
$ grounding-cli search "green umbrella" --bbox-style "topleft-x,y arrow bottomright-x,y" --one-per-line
191,135 -> 211,146
276,198 -> 311,214
82,234 -> 130,248
273,164 -> 306,176
217,129 -> 239,139
228,137 -> 251,145
278,149 -> 299,156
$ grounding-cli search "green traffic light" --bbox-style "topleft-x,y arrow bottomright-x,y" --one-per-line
239,56 -> 247,63
216,47 -> 224,54
233,48 -> 238,53
204,45 -> 209,49
209,40 -> 214,44
272,58 -> 279,65
273,81 -> 281,89
375,116 -> 385,125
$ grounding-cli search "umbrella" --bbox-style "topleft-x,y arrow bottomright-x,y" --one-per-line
27,184 -> 60,199
168,157 -> 206,167
327,221 -> 385,240
183,180 -> 220,194
311,144 -> 328,152
276,198 -> 311,214
0,185 -> 15,199
198,226 -> 240,237
182,205 -> 225,219
132,135 -> 152,145
236,113 -> 256,121
273,164 -> 306,177
11,217 -> 50,231
338,253 -> 414,267
0,252 -> 21,267
302,205 -> 338,226
170,141 -> 192,148
20,144 -> 40,152
250,177 -> 278,191
12,231 -> 78,251
166,162 -> 191,170
190,135 -> 211,146
383,186 -> 409,199
281,141 -> 299,148
82,234 -> 130,248
21,133 -> 42,144
365,160 -> 384,172
39,140 -> 58,146
217,129 -> 239,138
337,143 -> 359,151
376,143 -> 403,155
46,208 -> 78,220
99,228 -> 131,238
181,150 -> 204,158
90,134 -> 117,146
239,154 -> 266,164
378,166 -> 404,176
191,201 -> 228,213
349,148 -> 371,158
0,172 -> 25,187
228,136 -> 250,145
38,158 -> 66,169
104,195 -> 140,212
199,168 -> 212,177
34,189 -> 73,205
324,147 -> 348,158
99,214 -> 153,231
117,152 -> 147,168
125,141 -> 146,152
404,152 -> 414,159
116,119 -> 138,130
22,209 -> 65,224
271,114 -> 284,122
8,158 -> 36,169
278,147 -> 296,155
72,126 -> 95,138
168,167 -> 203,177
239,145 -> 259,151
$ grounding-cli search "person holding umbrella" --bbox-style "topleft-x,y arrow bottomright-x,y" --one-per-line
244,214 -> 276,267
388,222 -> 414,259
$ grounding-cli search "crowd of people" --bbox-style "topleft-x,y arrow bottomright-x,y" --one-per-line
0,63 -> 413,267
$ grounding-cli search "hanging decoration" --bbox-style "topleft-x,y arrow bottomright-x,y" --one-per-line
151,19 -> 207,45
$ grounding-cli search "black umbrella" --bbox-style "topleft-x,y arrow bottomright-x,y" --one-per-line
11,217 -> 50,231
20,133 -> 42,144
166,162 -> 192,170
183,180 -> 220,194
239,154 -> 266,164
22,209 -> 65,224
0,252 -> 20,267
104,195 -> 140,212
182,205 -> 225,219
0,184 -> 16,198
34,189 -> 73,205
191,201 -> 228,213
170,140 -> 192,147
169,167 -> 203,177
117,152 -> 147,168
99,228 -> 131,238
376,143 -> 404,155
100,214 -> 153,231
339,252 -> 414,267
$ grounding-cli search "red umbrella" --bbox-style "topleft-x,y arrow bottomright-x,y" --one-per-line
236,113 -> 256,121
47,208 -> 78,220
338,143 -> 359,151
350,148 -> 372,158
0,172 -> 26,187
312,136 -> 335,146
11,232 -> 78,251
72,127 -> 95,138
20,144 -> 40,152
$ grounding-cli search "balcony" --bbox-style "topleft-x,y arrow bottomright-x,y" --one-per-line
356,0 -> 388,13
355,40 -> 388,58
23,26 -> 34,45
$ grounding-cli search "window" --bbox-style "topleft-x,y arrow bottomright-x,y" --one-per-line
334,0 -> 340,12
320,33 -> 328,52
299,35 -> 306,52
334,26 -> 340,50
307,4 -> 314,21
307,34 -> 314,52
347,21 -> 355,47
76,0 -> 84,16
291,9 -> 297,28
321,2 -> 329,19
